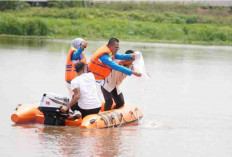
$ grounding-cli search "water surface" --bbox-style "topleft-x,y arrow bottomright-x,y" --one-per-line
0,38 -> 232,156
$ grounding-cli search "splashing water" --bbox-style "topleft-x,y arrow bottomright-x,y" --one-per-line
139,115 -> 172,130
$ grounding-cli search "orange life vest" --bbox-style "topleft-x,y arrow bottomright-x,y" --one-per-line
65,47 -> 87,82
88,45 -> 113,80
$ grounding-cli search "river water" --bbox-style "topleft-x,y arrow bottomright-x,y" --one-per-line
0,38 -> 232,156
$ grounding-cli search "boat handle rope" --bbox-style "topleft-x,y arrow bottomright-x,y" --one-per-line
90,115 -> 108,129
110,112 -> 118,128
90,109 -> 139,129
135,108 -> 140,122
130,110 -> 138,121
111,116 -> 116,128
118,113 -> 124,127
121,112 -> 130,124
100,115 -> 109,127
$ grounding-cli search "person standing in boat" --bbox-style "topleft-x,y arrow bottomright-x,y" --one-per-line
87,38 -> 141,108
65,38 -> 88,99
101,50 -> 135,111
61,62 -> 102,118
88,38 -> 141,80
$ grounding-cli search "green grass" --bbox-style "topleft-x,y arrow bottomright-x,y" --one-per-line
1,6 -> 232,45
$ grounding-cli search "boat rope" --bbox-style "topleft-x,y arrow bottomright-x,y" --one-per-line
118,113 -> 124,127
90,117 -> 100,129
135,108 -> 140,122
89,109 -> 140,129
110,112 -> 117,128
112,117 -> 116,128
90,115 -> 109,129
130,110 -> 137,121
98,114 -> 109,127
121,112 -> 129,124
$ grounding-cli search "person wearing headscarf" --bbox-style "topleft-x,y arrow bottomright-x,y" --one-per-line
65,38 -> 88,99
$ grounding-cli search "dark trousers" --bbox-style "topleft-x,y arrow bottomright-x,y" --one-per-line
71,102 -> 101,118
101,87 -> 125,111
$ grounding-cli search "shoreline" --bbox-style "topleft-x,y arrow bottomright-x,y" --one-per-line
1,35 -> 232,49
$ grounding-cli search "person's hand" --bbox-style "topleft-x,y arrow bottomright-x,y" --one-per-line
131,53 -> 139,60
81,41 -> 88,49
131,54 -> 136,60
60,106 -> 69,113
132,71 -> 142,77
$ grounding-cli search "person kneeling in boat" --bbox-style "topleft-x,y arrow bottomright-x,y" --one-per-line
65,38 -> 88,99
101,50 -> 135,111
61,62 -> 102,118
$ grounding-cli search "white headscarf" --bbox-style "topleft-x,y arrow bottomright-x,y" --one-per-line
71,38 -> 84,49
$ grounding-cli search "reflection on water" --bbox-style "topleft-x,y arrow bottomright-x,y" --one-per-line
1,38 -> 232,156
11,124 -> 141,156
0,37 -> 68,51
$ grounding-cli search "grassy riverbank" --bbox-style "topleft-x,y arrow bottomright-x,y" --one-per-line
0,2 -> 232,45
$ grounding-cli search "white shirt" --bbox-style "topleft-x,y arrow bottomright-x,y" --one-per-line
71,73 -> 101,110
101,69 -> 127,94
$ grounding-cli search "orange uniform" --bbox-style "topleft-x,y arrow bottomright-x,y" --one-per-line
65,47 -> 87,82
87,45 -> 113,80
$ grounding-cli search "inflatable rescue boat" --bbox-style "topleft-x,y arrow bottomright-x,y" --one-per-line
11,93 -> 143,129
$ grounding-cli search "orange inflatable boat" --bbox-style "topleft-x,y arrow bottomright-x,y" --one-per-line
11,93 -> 143,129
